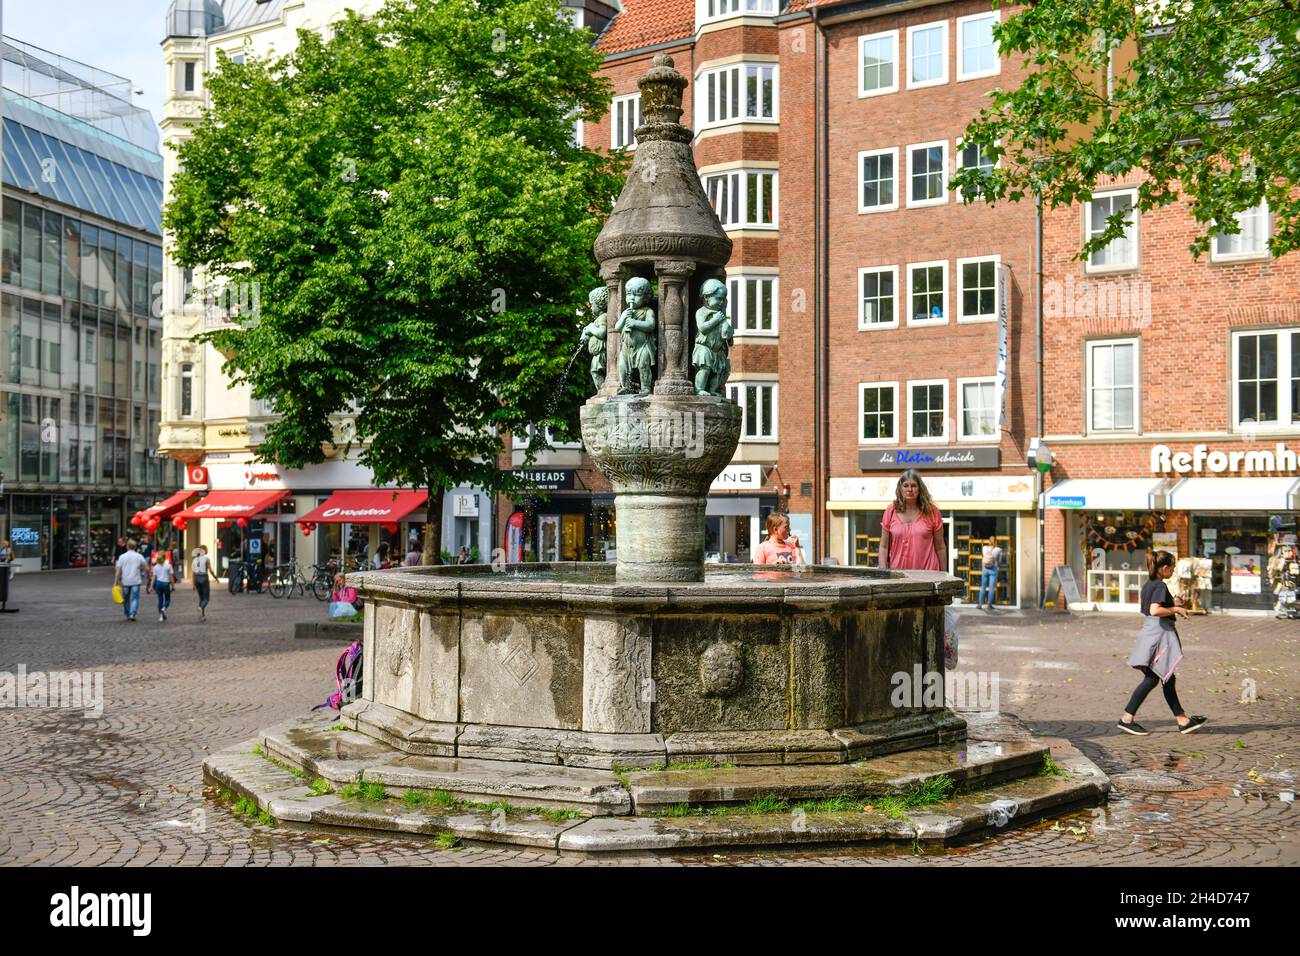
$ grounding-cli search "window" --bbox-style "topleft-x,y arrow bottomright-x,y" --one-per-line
907,261 -> 947,325
957,12 -> 999,80
858,266 -> 898,329
702,0 -> 776,21
1087,339 -> 1138,432
1086,190 -> 1138,271
180,363 -> 194,418
957,256 -> 999,322
907,21 -> 948,89
958,377 -> 998,440
700,64 -> 777,127
907,141 -> 948,207
1232,329 -> 1300,429
859,382 -> 897,443
858,147 -> 898,212
727,275 -> 777,335
859,30 -> 899,96
183,61 -> 196,93
908,380 -> 948,441
956,138 -> 995,200
1213,201 -> 1270,261
727,382 -> 777,441
512,424 -> 581,450
704,170 -> 778,228
611,93 -> 642,150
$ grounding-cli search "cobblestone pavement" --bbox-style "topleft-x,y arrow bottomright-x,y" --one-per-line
0,570 -> 1295,866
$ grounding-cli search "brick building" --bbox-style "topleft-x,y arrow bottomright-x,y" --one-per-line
1039,184 -> 1300,613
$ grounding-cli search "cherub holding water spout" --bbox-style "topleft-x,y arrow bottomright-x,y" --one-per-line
616,276 -> 656,395
580,286 -> 608,392
693,278 -> 732,397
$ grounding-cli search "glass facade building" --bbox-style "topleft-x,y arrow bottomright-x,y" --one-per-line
1,42 -> 180,571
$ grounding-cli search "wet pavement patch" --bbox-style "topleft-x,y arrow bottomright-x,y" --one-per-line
1109,769 -> 1205,793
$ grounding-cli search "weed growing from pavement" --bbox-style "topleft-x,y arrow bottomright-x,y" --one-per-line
341,779 -> 389,801
329,723 -> 348,732
399,789 -> 580,822
434,832 -> 459,850
307,778 -> 334,796
1040,754 -> 1068,778
665,759 -> 738,770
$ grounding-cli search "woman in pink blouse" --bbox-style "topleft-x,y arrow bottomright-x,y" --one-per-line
878,470 -> 947,571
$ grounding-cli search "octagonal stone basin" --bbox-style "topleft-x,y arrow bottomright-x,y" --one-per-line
348,563 -> 965,768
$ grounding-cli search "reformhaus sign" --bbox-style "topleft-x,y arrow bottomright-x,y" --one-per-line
1151,443 -> 1300,475
859,447 -> 1000,471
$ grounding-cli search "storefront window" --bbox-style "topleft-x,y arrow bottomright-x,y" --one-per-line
1192,514 -> 1272,611
951,513 -> 1015,606
1074,510 -> 1163,607
850,512 -> 883,567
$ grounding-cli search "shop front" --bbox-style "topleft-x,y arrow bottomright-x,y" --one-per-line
504,468 -> 609,563
1169,477 -> 1300,612
830,473 -> 1038,607
706,465 -> 774,563
0,492 -> 145,572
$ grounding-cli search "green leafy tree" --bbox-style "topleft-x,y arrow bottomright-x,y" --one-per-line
952,0 -> 1300,258
164,0 -> 626,562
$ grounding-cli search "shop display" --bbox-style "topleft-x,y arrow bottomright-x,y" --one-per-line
1173,556 -> 1212,613
1267,534 -> 1300,619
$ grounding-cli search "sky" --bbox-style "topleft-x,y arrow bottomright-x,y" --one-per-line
4,0 -> 172,130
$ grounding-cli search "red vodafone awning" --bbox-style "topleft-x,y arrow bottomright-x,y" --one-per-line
297,489 -> 428,524
135,490 -> 194,521
176,489 -> 288,520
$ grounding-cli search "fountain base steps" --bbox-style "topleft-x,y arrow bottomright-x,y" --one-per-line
203,710 -> 1109,851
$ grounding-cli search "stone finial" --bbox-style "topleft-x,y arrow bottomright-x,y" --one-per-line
637,53 -> 688,137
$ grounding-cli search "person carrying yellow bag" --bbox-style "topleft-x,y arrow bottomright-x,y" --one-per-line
112,583 -> 124,605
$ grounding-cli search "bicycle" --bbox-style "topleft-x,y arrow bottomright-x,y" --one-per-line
268,561 -> 307,599
309,562 -> 337,601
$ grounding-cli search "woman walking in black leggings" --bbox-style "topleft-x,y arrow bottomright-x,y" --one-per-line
1118,550 -> 1208,736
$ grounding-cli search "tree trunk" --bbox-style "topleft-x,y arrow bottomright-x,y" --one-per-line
422,486 -> 445,565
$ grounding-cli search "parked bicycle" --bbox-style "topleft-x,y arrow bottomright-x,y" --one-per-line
268,560 -> 308,599
227,559 -> 267,595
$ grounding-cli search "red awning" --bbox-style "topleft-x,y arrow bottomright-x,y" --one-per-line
133,490 -> 194,524
175,490 -> 288,520
296,489 -> 428,524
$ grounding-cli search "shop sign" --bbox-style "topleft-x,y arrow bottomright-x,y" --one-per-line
453,494 -> 479,517
830,475 -> 1034,505
710,465 -> 762,492
10,527 -> 40,546
859,447 -> 1000,471
1151,442 -> 1300,475
1047,495 -> 1086,509
186,465 -> 209,488
512,469 -> 574,491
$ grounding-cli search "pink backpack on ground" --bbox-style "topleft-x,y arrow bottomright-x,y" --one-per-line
314,641 -> 363,711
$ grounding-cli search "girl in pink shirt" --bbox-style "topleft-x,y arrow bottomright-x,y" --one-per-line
753,513 -> 804,565
878,470 -> 947,571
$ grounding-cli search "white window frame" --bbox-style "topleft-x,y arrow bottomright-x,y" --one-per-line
955,136 -> 997,202
1231,328 -> 1300,431
906,259 -> 948,327
611,92 -> 642,150
906,140 -> 949,208
956,255 -> 1000,324
703,169 -> 779,229
1212,200 -> 1271,262
512,424 -> 581,451
858,381 -> 899,445
728,274 -> 779,336
1085,188 -> 1139,273
956,11 -> 1000,81
858,147 -> 899,213
698,63 -> 779,129
906,378 -> 949,443
957,376 -> 999,441
1085,337 -> 1140,434
858,265 -> 899,330
858,29 -> 899,97
727,381 -> 779,442
906,21 -> 949,90
699,0 -> 777,26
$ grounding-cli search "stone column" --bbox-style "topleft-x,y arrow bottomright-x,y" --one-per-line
600,262 -> 623,396
653,260 -> 695,396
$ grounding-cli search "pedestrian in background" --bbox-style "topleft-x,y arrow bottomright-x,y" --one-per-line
152,551 -> 175,622
191,546 -> 211,622
371,542 -> 391,570
114,539 -> 150,622
405,542 -> 422,566
113,537 -> 127,561
139,535 -> 155,592
878,470 -> 946,571
1118,550 -> 1208,736
754,513 -> 804,565
976,535 -> 1002,609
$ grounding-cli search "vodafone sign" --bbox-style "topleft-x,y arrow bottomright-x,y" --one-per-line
186,465 -> 209,487
321,507 -> 396,519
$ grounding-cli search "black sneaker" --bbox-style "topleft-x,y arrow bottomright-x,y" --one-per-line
1178,715 -> 1209,734
1117,720 -> 1150,736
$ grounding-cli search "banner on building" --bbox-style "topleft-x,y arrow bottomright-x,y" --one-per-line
995,263 -> 1010,430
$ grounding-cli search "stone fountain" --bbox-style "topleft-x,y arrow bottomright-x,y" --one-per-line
205,57 -> 1108,852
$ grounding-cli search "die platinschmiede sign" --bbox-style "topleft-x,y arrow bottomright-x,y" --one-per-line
858,447 -> 1000,471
